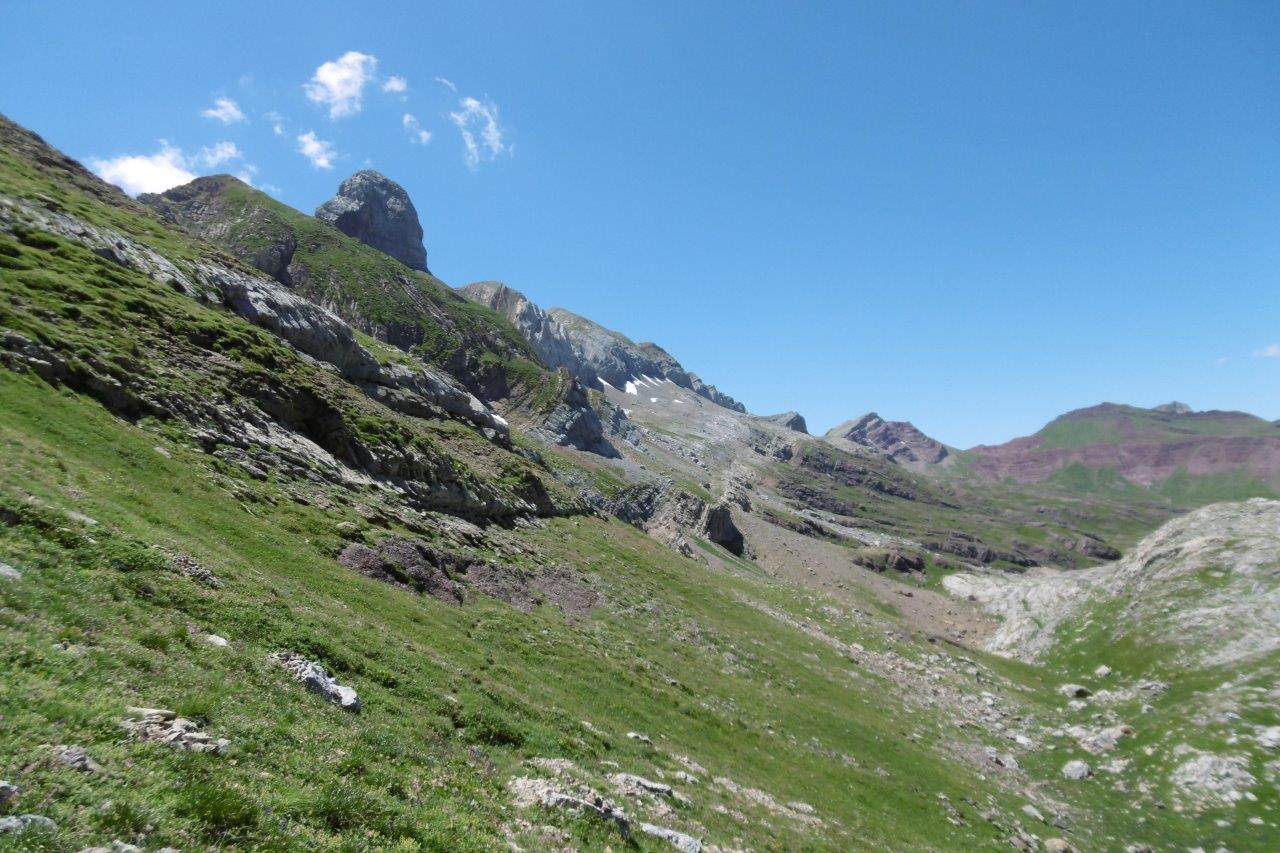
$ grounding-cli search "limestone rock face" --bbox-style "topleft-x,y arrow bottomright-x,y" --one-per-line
458,281 -> 746,412
460,282 -> 578,374
316,170 -> 428,272
530,369 -> 620,458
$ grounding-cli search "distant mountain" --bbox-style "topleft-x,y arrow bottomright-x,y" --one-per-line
825,412 -> 952,469
460,281 -> 746,412
964,402 -> 1280,504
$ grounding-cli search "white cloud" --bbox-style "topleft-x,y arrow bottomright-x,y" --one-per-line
402,113 -> 431,145
89,139 -> 247,196
202,97 -> 246,124
194,141 -> 241,168
434,76 -> 458,92
304,51 -> 377,119
382,75 -> 408,93
90,143 -> 195,196
1254,344 -> 1280,358
1213,356 -> 1229,366
296,131 -> 337,169
449,96 -> 508,168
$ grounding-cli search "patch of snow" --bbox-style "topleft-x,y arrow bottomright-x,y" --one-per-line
650,397 -> 659,403
624,381 -> 639,395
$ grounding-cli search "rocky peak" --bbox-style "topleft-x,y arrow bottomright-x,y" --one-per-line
1153,401 -> 1193,415
316,170 -> 428,272
762,411 -> 809,434
826,412 -> 950,467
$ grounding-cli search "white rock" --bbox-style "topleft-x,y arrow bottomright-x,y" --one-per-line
1062,760 -> 1092,780
0,814 -> 55,833
1094,664 -> 1112,677
1058,683 -> 1092,698
0,562 -> 20,580
271,651 -> 361,712
204,634 -> 230,647
1257,726 -> 1280,749
639,822 -> 702,852
1021,803 -> 1045,822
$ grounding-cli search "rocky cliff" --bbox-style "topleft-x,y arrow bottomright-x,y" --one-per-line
315,170 -> 428,272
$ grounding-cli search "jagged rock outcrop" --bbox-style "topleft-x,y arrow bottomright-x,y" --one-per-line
606,484 -> 747,557
530,369 -> 620,458
460,282 -> 577,372
761,411 -> 808,434
825,413 -> 950,468
315,170 -> 428,272
459,282 -> 745,412
1153,400 -> 1193,414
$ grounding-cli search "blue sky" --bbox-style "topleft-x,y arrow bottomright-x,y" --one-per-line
3,1 -> 1278,446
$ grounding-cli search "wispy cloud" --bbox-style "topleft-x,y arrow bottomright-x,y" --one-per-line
264,110 -> 287,137
382,75 -> 408,93
201,97 -> 246,124
1254,343 -> 1280,358
296,131 -> 337,169
89,140 -> 249,196
402,114 -> 431,145
434,76 -> 458,92
449,96 -> 508,168
1213,356 -> 1230,366
304,51 -> 378,119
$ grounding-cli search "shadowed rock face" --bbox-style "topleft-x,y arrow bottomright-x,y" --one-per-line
316,171 -> 428,272
762,411 -> 808,434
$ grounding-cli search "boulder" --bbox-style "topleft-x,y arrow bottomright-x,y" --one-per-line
315,170 -> 428,271
639,823 -> 702,852
55,745 -> 101,773
0,814 -> 55,834
271,652 -> 361,712
1062,760 -> 1092,780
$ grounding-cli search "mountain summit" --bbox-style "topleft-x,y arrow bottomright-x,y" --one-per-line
825,412 -> 951,468
315,170 -> 428,272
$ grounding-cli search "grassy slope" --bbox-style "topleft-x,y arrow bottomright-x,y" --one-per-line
1,113 -> 1264,851
0,370 -> 1030,851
